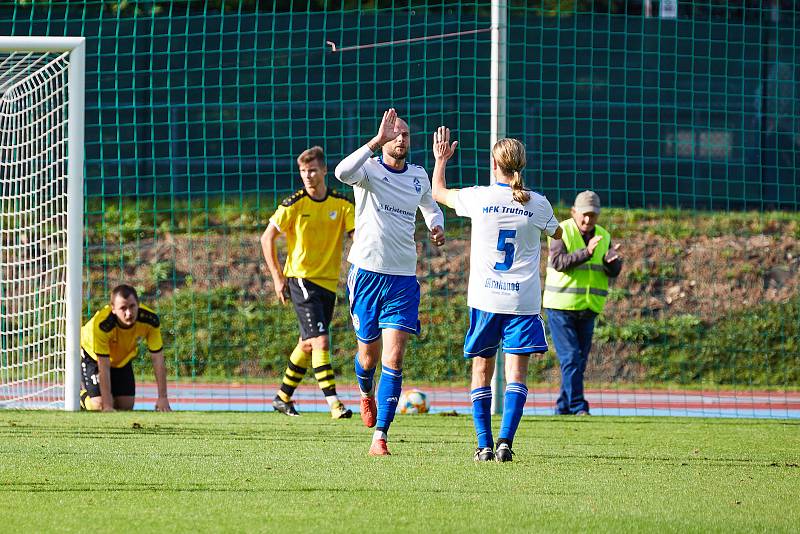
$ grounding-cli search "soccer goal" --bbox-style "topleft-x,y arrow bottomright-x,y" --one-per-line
0,37 -> 84,410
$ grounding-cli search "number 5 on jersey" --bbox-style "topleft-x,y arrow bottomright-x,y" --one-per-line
494,229 -> 516,271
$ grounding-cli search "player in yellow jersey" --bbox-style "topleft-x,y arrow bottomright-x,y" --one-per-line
80,284 -> 171,412
261,146 -> 355,419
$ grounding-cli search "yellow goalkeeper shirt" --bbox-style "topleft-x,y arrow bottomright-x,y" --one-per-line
80,304 -> 163,368
269,188 -> 355,293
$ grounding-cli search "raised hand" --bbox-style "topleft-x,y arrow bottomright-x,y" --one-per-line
432,126 -> 458,162
373,108 -> 400,148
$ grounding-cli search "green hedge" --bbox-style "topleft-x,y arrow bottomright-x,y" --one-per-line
126,286 -> 472,383
596,300 -> 800,386
118,286 -> 799,386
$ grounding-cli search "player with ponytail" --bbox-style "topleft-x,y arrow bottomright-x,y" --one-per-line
491,137 -> 531,204
431,130 -> 562,462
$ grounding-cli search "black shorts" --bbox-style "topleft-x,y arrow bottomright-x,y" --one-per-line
80,350 -> 136,397
287,277 -> 336,340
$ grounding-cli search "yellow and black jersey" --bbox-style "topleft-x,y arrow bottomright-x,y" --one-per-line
269,188 -> 355,293
80,304 -> 163,368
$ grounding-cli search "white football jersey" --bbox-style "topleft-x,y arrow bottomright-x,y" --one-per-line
335,146 -> 444,276
454,183 -> 559,315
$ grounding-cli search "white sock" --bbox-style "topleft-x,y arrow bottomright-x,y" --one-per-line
325,395 -> 339,408
372,430 -> 387,442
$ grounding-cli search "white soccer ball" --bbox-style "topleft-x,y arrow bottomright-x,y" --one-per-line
399,389 -> 430,414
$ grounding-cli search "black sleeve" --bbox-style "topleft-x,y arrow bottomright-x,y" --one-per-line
549,238 -> 592,272
602,241 -> 623,278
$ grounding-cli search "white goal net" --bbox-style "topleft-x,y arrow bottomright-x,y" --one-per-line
0,38 -> 84,410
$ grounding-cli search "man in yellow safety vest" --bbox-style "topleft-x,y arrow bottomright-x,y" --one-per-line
543,191 -> 623,415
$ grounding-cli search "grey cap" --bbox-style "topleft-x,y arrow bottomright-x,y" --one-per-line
573,190 -> 601,214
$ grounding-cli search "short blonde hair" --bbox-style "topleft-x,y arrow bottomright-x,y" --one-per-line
296,146 -> 326,167
492,138 -> 530,204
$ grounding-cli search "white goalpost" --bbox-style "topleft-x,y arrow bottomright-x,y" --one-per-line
490,0 -> 507,415
0,37 -> 84,411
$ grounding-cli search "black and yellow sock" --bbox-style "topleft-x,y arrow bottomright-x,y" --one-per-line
312,349 -> 339,405
277,345 -> 311,403
79,389 -> 89,410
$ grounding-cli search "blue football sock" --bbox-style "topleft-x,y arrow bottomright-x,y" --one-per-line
375,365 -> 402,433
498,382 -> 528,448
471,386 -> 494,449
354,355 -> 376,396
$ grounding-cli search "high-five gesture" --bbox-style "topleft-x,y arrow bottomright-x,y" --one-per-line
432,126 -> 458,162
430,126 -> 458,208
369,108 -> 401,150
333,110 -> 447,456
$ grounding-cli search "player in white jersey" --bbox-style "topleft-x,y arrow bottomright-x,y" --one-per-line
334,108 -> 446,456
431,128 -> 562,462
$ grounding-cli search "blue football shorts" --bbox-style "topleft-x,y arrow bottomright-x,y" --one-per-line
463,307 -> 549,358
346,265 -> 421,343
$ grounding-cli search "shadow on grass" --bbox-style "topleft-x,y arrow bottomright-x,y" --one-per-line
530,416 -> 800,427
0,481 -> 585,497
529,452 -> 800,468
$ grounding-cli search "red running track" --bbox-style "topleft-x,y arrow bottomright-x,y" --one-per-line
130,382 -> 800,418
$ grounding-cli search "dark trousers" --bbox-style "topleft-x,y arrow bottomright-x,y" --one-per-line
546,308 -> 596,414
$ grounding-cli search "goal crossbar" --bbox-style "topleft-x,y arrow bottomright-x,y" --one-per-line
0,37 -> 86,53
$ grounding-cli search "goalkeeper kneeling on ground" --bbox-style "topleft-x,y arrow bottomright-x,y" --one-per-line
79,284 -> 172,412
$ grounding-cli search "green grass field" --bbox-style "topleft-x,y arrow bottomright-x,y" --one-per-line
2,412 -> 798,533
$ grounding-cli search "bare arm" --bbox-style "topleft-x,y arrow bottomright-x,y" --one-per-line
96,355 -> 114,412
431,126 -> 459,208
260,223 -> 288,304
150,350 -> 172,412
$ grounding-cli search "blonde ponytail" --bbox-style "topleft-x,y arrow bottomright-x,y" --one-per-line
510,170 -> 530,204
492,138 -> 530,204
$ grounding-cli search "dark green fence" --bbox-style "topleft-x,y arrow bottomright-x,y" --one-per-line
2,3 -> 797,207
1,2 -> 797,394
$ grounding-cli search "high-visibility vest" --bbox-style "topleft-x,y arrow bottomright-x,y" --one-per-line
542,218 -> 611,313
